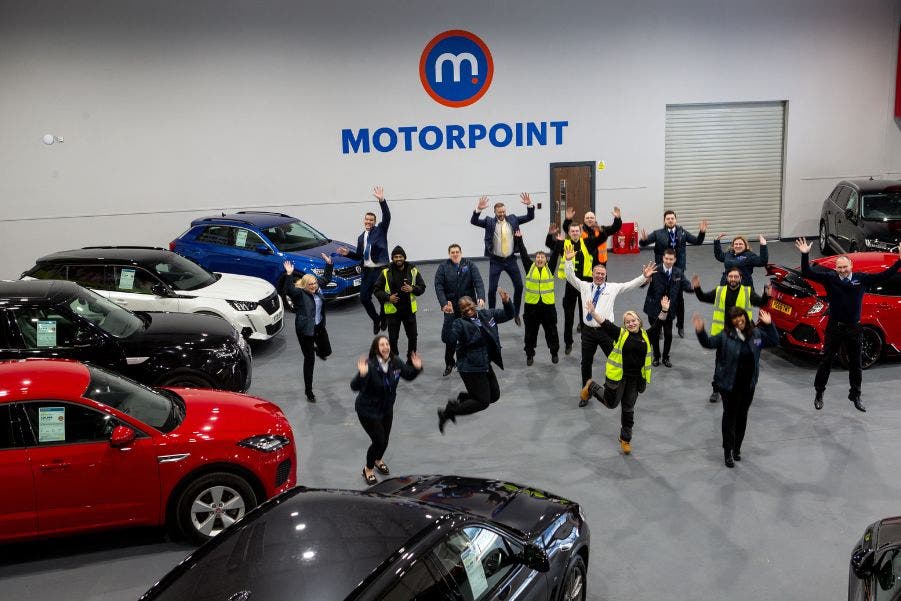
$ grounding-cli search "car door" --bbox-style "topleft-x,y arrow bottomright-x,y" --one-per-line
20,400 -> 160,536
0,403 -> 37,541
109,266 -> 181,313
227,226 -> 277,279
187,225 -> 241,273
842,189 -> 862,251
868,274 -> 901,350
831,186 -> 852,251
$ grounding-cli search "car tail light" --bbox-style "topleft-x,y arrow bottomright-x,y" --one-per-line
169,241 -> 177,251
806,300 -> 826,315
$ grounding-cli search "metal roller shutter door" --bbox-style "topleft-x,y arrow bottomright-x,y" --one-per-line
664,102 -> 785,239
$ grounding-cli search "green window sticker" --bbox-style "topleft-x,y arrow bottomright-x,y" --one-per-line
38,407 -> 66,442
235,229 -> 249,248
118,268 -> 136,290
36,320 -> 57,347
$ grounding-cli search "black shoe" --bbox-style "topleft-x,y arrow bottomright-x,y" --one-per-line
372,321 -> 380,335
514,315 -> 522,327
709,391 -> 719,403
814,391 -> 823,410
526,356 -> 534,366
733,450 -> 742,462
316,353 -> 328,361
724,450 -> 734,468
851,396 -> 867,412
443,364 -> 454,377
437,408 -> 449,434
678,328 -> 685,338
379,318 -> 387,332
578,398 -> 588,408
576,323 -> 582,333
652,358 -> 660,367
551,354 -> 559,364
305,391 -> 316,403
565,344 -> 573,355
662,358 -> 672,368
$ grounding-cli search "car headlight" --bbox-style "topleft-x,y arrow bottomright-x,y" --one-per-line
864,238 -> 896,251
238,434 -> 290,452
806,300 -> 826,315
227,299 -> 259,311
311,268 -> 325,276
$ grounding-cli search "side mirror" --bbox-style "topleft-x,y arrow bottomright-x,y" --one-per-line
151,283 -> 171,297
110,425 -> 136,448
254,244 -> 273,255
516,543 -> 550,573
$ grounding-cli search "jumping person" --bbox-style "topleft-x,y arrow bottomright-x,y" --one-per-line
643,248 -> 691,367
565,205 -> 622,266
282,254 -> 334,402
437,290 -> 515,433
434,243 -> 485,377
516,235 -> 560,365
714,234 -> 769,287
470,193 -> 535,325
795,238 -> 901,412
640,211 -> 708,337
694,308 -> 779,467
337,186 -> 391,335
373,246 -> 426,361
352,336 -> 422,485
564,246 -> 655,407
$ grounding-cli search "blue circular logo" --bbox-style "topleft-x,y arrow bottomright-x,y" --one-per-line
420,30 -> 493,108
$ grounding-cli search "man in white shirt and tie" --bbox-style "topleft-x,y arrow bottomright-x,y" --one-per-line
565,246 -> 655,407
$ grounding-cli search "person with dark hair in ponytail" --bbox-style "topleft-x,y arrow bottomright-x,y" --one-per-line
351,335 -> 421,485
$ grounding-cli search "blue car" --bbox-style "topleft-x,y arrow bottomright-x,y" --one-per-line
170,212 -> 362,310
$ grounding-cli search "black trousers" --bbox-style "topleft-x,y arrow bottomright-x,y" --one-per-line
814,321 -> 862,398
386,310 -> 417,359
675,301 -> 685,330
720,386 -> 754,452
296,323 -> 330,394
523,302 -> 559,357
580,326 -> 614,385
444,306 -> 461,367
445,367 -> 500,417
561,282 -> 583,346
358,411 -> 393,469
488,255 -> 524,315
360,266 -> 385,325
647,315 -> 674,360
618,376 -> 642,442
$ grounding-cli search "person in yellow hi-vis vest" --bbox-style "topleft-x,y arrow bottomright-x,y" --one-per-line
579,305 -> 653,456
374,246 -> 426,361
515,235 -> 560,365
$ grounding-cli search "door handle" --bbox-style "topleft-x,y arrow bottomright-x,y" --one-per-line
111,298 -> 128,305
40,461 -> 71,471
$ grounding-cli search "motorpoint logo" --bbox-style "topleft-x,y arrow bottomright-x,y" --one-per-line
420,30 -> 493,108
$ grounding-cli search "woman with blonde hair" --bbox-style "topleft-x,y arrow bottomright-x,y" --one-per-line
282,254 -> 333,402
579,303 -> 655,455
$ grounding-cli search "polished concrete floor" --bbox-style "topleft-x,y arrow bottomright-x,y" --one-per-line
1,241 -> 899,601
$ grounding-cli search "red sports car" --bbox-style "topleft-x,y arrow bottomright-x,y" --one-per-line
0,359 -> 296,544
766,252 -> 901,368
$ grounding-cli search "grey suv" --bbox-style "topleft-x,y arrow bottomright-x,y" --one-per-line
819,179 -> 901,255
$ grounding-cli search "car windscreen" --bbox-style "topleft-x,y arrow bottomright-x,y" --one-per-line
83,364 -> 184,432
153,254 -> 218,291
861,193 -> 901,220
262,220 -> 328,252
67,287 -> 143,338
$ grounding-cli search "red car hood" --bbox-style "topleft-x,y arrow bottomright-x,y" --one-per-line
166,387 -> 291,438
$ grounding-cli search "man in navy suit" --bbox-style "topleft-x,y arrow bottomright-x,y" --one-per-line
338,186 -> 391,335
470,192 -> 535,325
643,248 -> 692,367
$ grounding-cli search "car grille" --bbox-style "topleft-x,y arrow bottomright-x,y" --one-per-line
265,318 -> 283,336
335,265 -> 361,279
792,324 -> 821,344
275,458 -> 292,487
259,292 -> 280,315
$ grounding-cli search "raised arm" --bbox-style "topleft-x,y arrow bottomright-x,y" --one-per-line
373,186 -> 390,229
470,196 -> 490,228
755,236 -> 769,266
693,313 -> 721,349
713,238 -> 726,263
514,193 -> 536,225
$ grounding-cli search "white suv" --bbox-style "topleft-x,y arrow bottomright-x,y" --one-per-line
21,247 -> 283,341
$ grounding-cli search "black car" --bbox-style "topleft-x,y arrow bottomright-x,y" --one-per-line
849,516 -> 901,600
0,280 -> 251,391
819,179 -> 901,255
139,475 -> 590,601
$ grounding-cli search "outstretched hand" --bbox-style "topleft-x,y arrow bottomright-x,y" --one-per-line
520,192 -> 532,206
409,352 -> 423,370
442,301 -> 454,314
320,252 -> 332,265
336,246 -> 349,256
640,227 -> 648,241
795,237 -> 811,254
565,206 -> 575,220
691,273 -> 701,289
477,196 -> 489,211
564,247 -> 576,261
759,234 -> 767,245
548,223 -> 559,235
661,296 -> 670,311
642,261 -> 656,279
692,312 -> 705,333
715,232 -> 727,241
283,260 -> 294,275
373,186 -> 385,201
758,309 -> 772,325
498,288 -> 511,304
357,356 -> 369,377
612,206 -> 621,219
699,219 -> 709,233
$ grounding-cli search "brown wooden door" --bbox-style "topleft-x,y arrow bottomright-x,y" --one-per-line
549,162 -> 594,231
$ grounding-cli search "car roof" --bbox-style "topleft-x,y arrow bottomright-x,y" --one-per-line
35,247 -> 174,266
143,487 -> 452,601
190,211 -> 297,229
839,179 -> 901,193
812,252 -> 901,272
0,359 -> 90,401
0,279 -> 81,302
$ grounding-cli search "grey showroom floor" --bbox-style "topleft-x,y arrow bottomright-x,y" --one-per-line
1,241 -> 899,601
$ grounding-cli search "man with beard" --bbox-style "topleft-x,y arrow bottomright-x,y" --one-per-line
692,267 -> 766,403
516,237 -> 560,365
374,246 -> 426,361
565,206 -> 622,266
434,243 -> 486,376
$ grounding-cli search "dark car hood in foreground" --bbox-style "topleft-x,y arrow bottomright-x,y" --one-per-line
121,312 -> 237,352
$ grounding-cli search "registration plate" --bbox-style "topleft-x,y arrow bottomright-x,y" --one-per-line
351,277 -> 361,287
770,299 -> 792,315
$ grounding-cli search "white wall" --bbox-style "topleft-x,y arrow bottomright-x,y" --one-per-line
1,0 -> 900,279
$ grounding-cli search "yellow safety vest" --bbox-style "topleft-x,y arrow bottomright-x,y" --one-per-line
557,238 -> 594,279
524,263 -> 555,305
605,328 -> 652,384
711,285 -> 751,335
382,267 -> 419,314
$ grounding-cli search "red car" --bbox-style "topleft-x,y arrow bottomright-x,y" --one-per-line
766,251 -> 901,368
0,359 -> 296,544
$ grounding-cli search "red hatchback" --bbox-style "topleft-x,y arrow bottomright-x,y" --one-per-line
765,252 -> 901,368
0,359 -> 296,545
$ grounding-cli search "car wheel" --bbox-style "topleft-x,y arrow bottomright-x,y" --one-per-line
838,326 -> 883,370
559,555 -> 587,601
159,369 -> 216,389
176,472 -> 257,545
819,222 -> 833,255
281,292 -> 296,313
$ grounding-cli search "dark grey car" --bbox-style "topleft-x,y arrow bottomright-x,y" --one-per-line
819,179 -> 901,255
849,515 -> 901,600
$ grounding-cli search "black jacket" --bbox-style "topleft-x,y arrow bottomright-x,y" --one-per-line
471,207 -> 535,257
639,225 -> 705,271
545,234 -> 601,280
434,258 -> 485,307
697,323 -> 779,392
282,263 -> 332,336
373,262 -> 426,312
801,253 -> 901,323
643,265 -> 692,318
441,301 -> 514,372
714,240 -> 768,286
346,200 -> 391,265
694,283 -> 765,308
351,357 -> 420,420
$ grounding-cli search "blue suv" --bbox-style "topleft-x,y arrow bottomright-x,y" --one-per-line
170,212 -> 362,310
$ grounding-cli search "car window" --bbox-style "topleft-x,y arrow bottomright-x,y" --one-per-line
262,220 -> 328,252
0,405 -> 15,449
231,227 -> 265,250
83,365 -> 181,432
875,548 -> 901,601
24,264 -> 66,280
861,193 -> 901,219
868,274 -> 901,296
431,526 -> 518,601
68,265 -> 111,291
152,256 -> 217,291
835,186 -> 852,210
21,401 -> 118,446
827,186 -> 841,205
66,287 -> 144,338
846,190 -> 859,216
12,307 -> 91,348
0,313 -> 14,349
379,555 -> 455,601
111,266 -> 160,295
196,225 -> 232,246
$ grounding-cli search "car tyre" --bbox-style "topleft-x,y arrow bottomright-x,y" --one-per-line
281,292 -> 296,313
819,221 -> 833,255
158,369 -> 216,389
176,472 -> 257,545
559,555 -> 587,601
838,326 -> 883,370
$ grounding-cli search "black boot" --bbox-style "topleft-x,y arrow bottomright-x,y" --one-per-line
724,449 -> 734,468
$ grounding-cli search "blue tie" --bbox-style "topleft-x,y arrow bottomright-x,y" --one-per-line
364,233 -> 371,262
585,285 -> 602,321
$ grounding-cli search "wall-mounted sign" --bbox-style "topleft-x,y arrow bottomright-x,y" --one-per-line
419,30 -> 493,108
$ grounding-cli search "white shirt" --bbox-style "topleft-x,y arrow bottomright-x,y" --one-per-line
362,230 -> 380,268
564,259 -> 647,326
